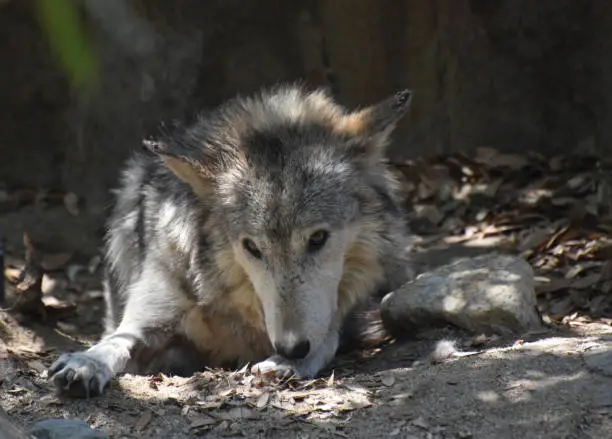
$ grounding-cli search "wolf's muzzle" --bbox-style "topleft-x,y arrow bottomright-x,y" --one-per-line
275,339 -> 310,360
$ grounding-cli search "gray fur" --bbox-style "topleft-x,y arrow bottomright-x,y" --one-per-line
48,83 -> 414,397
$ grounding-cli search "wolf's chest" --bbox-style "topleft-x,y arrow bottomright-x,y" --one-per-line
179,281 -> 273,367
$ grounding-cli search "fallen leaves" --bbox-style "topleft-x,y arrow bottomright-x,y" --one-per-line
393,149 -> 612,325
1,147 -> 612,438
149,366 -> 377,433
2,227 -> 106,334
2,233 -> 45,317
0,187 -> 80,215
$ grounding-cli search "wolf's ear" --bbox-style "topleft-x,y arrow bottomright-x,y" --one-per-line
143,138 -> 212,198
336,89 -> 411,161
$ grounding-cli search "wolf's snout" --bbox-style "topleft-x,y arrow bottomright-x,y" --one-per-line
274,339 -> 310,360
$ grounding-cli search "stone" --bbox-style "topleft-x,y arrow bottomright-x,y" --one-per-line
0,406 -> 30,439
381,253 -> 541,336
30,419 -> 108,439
585,346 -> 612,377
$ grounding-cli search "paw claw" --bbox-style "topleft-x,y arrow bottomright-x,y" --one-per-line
251,356 -> 301,379
48,352 -> 112,398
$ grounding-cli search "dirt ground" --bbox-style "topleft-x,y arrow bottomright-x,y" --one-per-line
1,234 -> 611,439
3,151 -> 612,438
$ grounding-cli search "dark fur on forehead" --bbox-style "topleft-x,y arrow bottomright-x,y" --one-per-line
145,83 -> 411,176
143,83 -> 411,209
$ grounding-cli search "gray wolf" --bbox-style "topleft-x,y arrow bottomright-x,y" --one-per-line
48,83 -> 414,397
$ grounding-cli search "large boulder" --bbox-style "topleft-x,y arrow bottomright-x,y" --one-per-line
381,254 -> 542,336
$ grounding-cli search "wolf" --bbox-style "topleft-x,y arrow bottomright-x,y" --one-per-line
48,83 -> 415,397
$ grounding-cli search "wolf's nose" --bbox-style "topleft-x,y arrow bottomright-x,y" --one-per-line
275,339 -> 310,360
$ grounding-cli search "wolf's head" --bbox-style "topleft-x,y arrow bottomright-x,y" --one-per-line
145,84 -> 411,361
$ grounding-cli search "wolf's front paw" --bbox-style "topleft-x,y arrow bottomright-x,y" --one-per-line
251,355 -> 302,379
48,352 -> 112,398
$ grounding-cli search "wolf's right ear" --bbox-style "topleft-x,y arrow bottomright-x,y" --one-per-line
143,138 -> 212,198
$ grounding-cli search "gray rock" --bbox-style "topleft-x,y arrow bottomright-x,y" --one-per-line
585,347 -> 612,377
381,253 -> 541,335
30,419 -> 108,439
0,406 -> 31,439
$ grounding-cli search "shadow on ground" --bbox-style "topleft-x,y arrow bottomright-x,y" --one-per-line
3,327 -> 612,439
2,226 -> 611,438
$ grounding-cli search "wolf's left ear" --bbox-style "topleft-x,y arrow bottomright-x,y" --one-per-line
143,138 -> 212,198
336,89 -> 412,161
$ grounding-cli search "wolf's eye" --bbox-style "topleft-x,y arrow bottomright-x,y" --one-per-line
243,239 -> 262,259
307,230 -> 329,253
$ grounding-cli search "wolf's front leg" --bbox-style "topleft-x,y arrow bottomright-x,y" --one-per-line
48,271 -> 182,398
252,328 -> 339,379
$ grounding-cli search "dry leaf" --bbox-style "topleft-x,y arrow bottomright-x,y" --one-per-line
256,392 -> 270,409
565,265 -> 585,279
390,392 -> 413,403
190,416 -> 217,429
87,255 -> 102,274
549,296 -> 575,318
544,225 -> 572,250
431,340 -> 482,363
34,189 -> 49,208
66,264 -> 84,282
380,371 -> 395,387
28,360 -> 45,373
551,197 -> 577,207
483,178 -> 504,197
572,273 -> 601,289
601,260 -> 612,280
64,192 -> 79,216
286,390 -> 318,401
313,402 -> 336,412
567,175 -> 586,190
466,335 -> 488,348
517,228 -> 551,252
196,400 -> 223,410
412,416 -> 430,430
474,147 -> 529,170
4,267 -> 21,282
41,252 -> 73,271
549,155 -> 565,172
135,411 -> 153,431
414,204 -> 444,225
590,295 -> 610,315
345,399 -> 373,410
41,295 -> 76,311
40,395 -> 62,406
327,370 -> 335,387
225,406 -> 254,420
569,289 -> 589,308
536,273 -> 600,294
